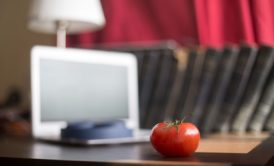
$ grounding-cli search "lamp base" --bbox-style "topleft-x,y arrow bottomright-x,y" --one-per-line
61,121 -> 133,140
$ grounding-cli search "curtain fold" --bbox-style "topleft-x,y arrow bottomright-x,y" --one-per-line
68,0 -> 274,48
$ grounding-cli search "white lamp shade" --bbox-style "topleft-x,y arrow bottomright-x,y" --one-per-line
28,0 -> 105,34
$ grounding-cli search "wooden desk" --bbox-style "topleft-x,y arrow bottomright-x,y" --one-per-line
0,133 -> 273,166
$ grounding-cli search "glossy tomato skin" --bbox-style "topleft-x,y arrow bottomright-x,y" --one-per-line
150,122 -> 200,157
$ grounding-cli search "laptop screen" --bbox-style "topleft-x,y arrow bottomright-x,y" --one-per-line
39,58 -> 129,123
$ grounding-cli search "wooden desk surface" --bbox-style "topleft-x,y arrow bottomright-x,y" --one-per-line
0,133 -> 273,166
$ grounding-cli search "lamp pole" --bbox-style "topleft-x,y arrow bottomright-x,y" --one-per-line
56,21 -> 68,48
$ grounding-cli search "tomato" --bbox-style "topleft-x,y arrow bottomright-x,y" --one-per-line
150,120 -> 200,157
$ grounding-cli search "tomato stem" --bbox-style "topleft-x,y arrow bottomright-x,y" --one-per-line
165,118 -> 186,131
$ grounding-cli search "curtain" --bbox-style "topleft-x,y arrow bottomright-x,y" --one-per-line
68,0 -> 274,48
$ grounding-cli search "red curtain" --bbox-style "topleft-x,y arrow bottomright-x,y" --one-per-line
68,0 -> 274,48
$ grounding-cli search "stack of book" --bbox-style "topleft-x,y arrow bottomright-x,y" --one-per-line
97,42 -> 274,134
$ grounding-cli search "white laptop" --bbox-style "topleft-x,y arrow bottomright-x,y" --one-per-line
31,46 -> 149,145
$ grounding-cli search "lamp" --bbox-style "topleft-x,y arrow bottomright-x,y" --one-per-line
28,0 -> 105,48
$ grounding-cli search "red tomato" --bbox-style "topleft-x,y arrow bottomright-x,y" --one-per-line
150,121 -> 200,157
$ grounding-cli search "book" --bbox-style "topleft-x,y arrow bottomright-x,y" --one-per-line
131,50 -> 146,82
190,48 -> 221,126
215,45 -> 258,132
139,50 -> 163,128
173,49 -> 198,121
145,49 -> 177,128
249,65 -> 274,132
264,105 -> 274,131
180,49 -> 206,122
232,46 -> 274,133
163,49 -> 191,121
200,47 -> 239,134
159,50 -> 178,122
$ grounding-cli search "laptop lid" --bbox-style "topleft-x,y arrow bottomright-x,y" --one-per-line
31,46 -> 139,138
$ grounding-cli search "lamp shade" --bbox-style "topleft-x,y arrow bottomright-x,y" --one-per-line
28,0 -> 105,34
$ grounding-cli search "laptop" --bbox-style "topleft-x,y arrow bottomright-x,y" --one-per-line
31,46 -> 149,145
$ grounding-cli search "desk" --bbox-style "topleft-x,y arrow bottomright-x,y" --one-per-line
0,133 -> 273,166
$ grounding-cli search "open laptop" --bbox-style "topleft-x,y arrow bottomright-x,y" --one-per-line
31,46 -> 149,145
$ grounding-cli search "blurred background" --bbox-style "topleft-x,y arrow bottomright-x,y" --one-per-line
1,0 -> 274,136
0,0 -> 54,136
0,0 -> 54,103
